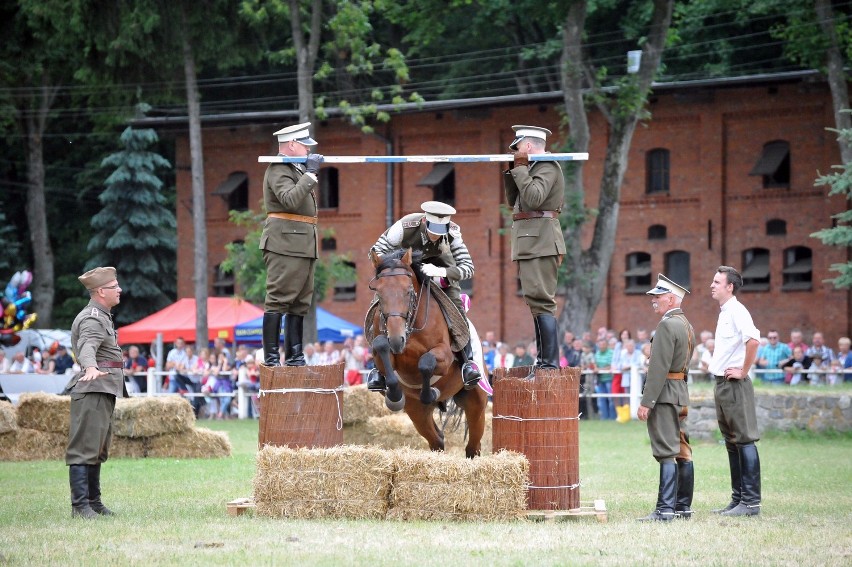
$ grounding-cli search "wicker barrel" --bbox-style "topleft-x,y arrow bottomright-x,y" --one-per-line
258,362 -> 345,449
492,366 -> 581,510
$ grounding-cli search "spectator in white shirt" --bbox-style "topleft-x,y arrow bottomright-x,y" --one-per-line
8,351 -> 35,374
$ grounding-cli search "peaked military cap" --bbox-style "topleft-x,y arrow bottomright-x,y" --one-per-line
646,273 -> 690,299
510,125 -> 552,150
79,266 -> 117,290
273,122 -> 318,146
421,201 -> 456,235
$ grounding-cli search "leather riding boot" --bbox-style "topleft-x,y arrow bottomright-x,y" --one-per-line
69,465 -> 97,519
533,318 -> 543,366
637,461 -> 678,521
458,340 -> 481,390
88,464 -> 115,516
675,460 -> 694,519
722,443 -> 761,517
284,314 -> 306,366
713,443 -> 742,514
261,312 -> 283,366
366,368 -> 386,392
534,314 -> 560,369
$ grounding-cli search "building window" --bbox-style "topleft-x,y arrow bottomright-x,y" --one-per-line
646,148 -> 670,194
664,251 -> 690,289
740,248 -> 770,292
648,224 -> 667,240
417,164 -> 455,206
782,246 -> 812,291
212,263 -> 234,297
766,219 -> 787,236
318,167 -> 339,209
333,260 -> 357,301
749,140 -> 790,189
321,236 -> 337,251
625,252 -> 652,294
211,172 -> 249,211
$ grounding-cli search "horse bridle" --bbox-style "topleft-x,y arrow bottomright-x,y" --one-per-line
368,266 -> 431,340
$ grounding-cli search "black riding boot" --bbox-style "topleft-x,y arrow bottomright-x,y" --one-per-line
637,460 -> 678,521
675,460 -> 694,519
88,464 -> 114,516
262,312 -> 283,366
722,443 -> 761,516
284,314 -> 306,366
534,314 -> 560,369
713,443 -> 742,514
457,340 -> 481,389
70,465 -> 97,519
366,368 -> 386,392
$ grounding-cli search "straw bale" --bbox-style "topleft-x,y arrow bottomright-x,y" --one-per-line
0,400 -> 17,434
110,435 -> 149,459
144,427 -> 231,459
16,393 -> 70,433
342,385 -> 392,425
365,414 -> 427,450
0,428 -> 66,461
254,444 -> 394,520
387,448 -> 528,522
113,396 -> 195,438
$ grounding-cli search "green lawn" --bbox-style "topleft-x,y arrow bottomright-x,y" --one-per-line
1,417 -> 850,566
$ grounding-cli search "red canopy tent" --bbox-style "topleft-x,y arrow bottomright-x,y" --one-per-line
116,297 -> 264,345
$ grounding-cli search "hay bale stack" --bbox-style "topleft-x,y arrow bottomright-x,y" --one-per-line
113,396 -> 195,437
0,429 -> 66,461
342,384 -> 391,425
145,427 -> 231,459
16,393 -> 70,433
254,444 -> 395,520
110,436 -> 148,459
0,400 -> 17,434
387,448 -> 528,522
364,413 -> 425,449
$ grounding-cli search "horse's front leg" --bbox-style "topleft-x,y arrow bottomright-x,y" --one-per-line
372,335 -> 405,412
417,352 -> 440,405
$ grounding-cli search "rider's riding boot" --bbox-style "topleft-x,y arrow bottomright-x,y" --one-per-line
262,312 -> 282,366
366,368 -> 386,392
284,314 -> 306,367
457,340 -> 481,390
534,314 -> 560,369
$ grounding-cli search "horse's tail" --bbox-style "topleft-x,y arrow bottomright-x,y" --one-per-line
440,397 -> 467,439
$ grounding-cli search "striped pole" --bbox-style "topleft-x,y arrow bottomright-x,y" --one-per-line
258,152 -> 588,164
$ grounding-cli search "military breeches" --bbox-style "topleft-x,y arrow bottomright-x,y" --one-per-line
714,378 -> 760,444
66,392 -> 116,465
678,405 -> 692,462
263,251 -> 315,316
517,256 -> 559,316
647,402 -> 682,462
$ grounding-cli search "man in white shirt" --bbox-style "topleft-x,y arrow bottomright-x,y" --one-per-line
708,266 -> 762,517
9,351 -> 35,374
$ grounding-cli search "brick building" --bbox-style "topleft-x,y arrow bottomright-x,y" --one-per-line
140,71 -> 850,346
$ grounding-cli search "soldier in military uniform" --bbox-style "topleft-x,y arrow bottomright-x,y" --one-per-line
366,201 -> 481,391
504,125 -> 566,369
64,267 -> 127,519
260,122 -> 324,366
637,274 -> 695,522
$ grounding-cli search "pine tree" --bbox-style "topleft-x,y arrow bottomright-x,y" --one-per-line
88,127 -> 176,325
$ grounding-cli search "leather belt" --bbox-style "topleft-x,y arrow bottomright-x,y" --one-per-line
512,210 -> 559,221
267,212 -> 318,225
97,360 -> 124,368
666,372 -> 685,380
715,375 -> 750,384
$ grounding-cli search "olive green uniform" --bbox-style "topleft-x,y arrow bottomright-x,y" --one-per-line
65,301 -> 125,465
259,162 -> 319,316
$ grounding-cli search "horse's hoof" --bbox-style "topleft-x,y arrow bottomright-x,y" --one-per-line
385,394 -> 405,412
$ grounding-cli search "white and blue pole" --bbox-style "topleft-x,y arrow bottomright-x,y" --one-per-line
258,152 -> 589,164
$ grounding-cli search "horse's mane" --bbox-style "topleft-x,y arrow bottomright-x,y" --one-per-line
375,249 -> 426,284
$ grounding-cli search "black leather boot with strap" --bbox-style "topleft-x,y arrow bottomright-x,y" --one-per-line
70,465 -> 97,519
458,340 -> 481,389
284,314 -> 306,366
88,464 -> 115,516
637,461 -> 678,522
262,312 -> 283,366
366,368 -> 386,392
534,314 -> 560,369
722,443 -> 761,517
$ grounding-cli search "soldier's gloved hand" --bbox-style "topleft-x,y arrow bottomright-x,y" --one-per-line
513,152 -> 529,168
420,263 -> 447,278
306,153 -> 324,174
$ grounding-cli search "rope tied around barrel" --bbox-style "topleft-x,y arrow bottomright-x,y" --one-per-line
258,386 -> 346,430
493,413 -> 582,421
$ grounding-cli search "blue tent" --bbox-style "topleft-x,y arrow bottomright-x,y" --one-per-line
233,307 -> 363,344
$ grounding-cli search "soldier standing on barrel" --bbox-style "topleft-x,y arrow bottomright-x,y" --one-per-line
260,122 -> 324,367
504,125 -> 566,368
64,267 -> 127,518
637,274 -> 695,521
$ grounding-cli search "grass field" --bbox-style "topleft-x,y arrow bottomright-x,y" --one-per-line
1,415 -> 850,566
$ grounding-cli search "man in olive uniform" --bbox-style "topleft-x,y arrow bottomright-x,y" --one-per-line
260,122 -> 324,366
366,201 -> 481,391
65,267 -> 126,519
637,274 -> 695,522
504,125 -> 566,369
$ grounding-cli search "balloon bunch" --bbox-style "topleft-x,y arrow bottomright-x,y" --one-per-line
1,270 -> 37,346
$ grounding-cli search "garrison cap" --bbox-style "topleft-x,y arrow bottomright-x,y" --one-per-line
646,273 -> 690,299
421,201 -> 456,235
273,122 -> 318,146
510,125 -> 552,150
78,266 -> 117,291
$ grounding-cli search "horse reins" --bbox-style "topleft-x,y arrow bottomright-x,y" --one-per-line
369,265 -> 432,339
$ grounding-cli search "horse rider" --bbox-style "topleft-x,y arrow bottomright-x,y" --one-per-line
366,201 -> 482,391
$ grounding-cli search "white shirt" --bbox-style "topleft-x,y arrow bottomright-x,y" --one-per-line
708,296 -> 760,376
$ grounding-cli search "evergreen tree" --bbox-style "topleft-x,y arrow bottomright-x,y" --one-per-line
88,127 -> 176,325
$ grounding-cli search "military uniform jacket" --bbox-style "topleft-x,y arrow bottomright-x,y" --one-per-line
641,308 -> 694,409
259,162 -> 319,259
503,160 -> 567,260
68,300 -> 125,397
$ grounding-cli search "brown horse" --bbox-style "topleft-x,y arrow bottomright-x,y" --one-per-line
368,248 -> 487,458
